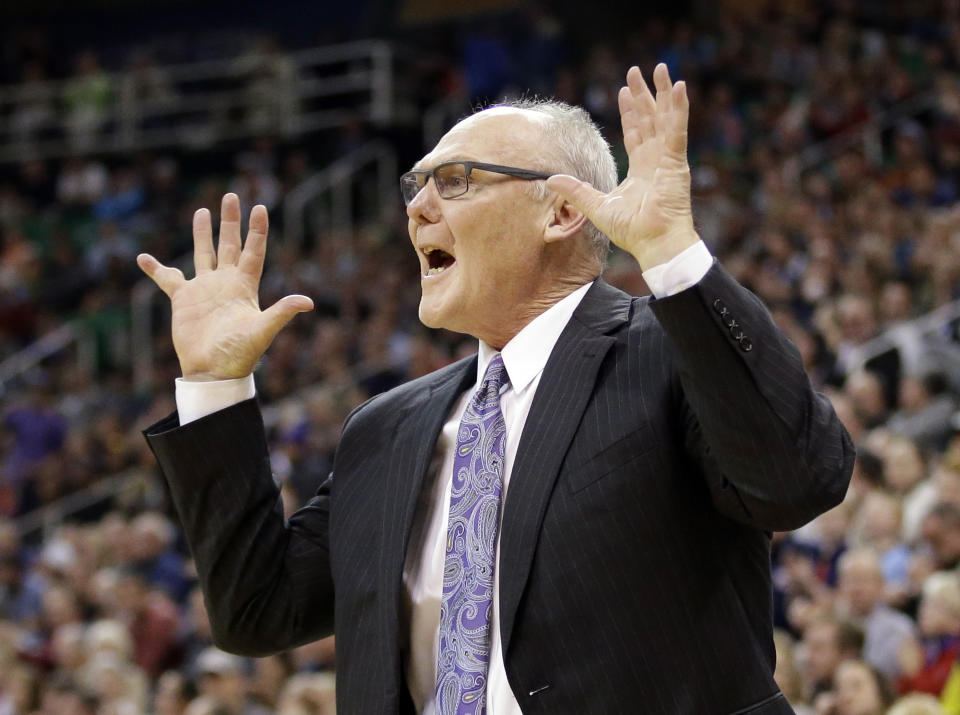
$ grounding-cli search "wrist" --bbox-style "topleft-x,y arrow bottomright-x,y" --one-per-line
630,228 -> 701,272
181,372 -> 250,382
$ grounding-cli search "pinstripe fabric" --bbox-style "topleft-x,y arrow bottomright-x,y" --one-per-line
144,260 -> 852,714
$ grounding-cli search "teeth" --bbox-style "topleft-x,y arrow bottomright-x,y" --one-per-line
427,266 -> 446,275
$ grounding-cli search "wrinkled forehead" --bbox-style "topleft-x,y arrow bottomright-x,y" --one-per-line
413,107 -> 549,170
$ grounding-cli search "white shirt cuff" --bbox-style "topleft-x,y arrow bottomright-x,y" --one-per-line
641,240 -> 713,298
175,374 -> 256,426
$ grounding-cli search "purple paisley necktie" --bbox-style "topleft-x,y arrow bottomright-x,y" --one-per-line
435,354 -> 510,715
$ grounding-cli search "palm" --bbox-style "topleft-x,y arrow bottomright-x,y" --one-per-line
137,194 -> 313,380
546,63 -> 698,269
169,266 -> 266,378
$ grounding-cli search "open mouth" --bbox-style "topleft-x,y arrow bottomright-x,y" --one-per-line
423,247 -> 456,277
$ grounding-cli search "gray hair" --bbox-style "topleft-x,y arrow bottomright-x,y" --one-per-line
479,98 -> 619,266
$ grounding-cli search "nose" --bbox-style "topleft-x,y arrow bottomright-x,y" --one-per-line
406,178 -> 440,226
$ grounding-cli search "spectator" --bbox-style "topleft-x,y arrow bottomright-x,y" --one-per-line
920,503 -> 960,571
62,50 -> 113,151
887,693 -> 945,715
152,670 -> 194,715
0,663 -> 40,714
9,61 -> 55,148
888,373 -> 958,451
55,157 -> 109,208
897,572 -> 960,695
832,659 -> 896,715
276,672 -> 335,715
128,512 -> 191,603
111,569 -> 180,679
837,548 -> 917,680
193,647 -> 269,715
1,376 -> 66,493
801,616 -> 865,700
853,491 -> 912,598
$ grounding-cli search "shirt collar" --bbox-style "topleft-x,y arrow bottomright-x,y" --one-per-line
476,282 -> 593,394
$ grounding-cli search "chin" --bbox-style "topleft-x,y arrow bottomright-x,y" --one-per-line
418,296 -> 470,334
418,298 -> 449,330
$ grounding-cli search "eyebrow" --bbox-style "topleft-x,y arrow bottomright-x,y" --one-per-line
409,156 -> 480,172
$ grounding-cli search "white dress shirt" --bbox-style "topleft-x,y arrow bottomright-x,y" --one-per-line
175,240 -> 713,713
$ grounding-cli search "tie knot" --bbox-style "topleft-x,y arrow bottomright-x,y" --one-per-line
481,354 -> 509,398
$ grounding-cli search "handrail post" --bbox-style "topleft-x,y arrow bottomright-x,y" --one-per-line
132,280 -> 156,394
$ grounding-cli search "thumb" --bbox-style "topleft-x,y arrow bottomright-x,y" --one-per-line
137,253 -> 185,298
545,174 -> 607,221
256,294 -> 315,342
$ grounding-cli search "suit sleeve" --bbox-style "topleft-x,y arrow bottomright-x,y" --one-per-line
143,397 -> 337,656
650,260 -> 855,531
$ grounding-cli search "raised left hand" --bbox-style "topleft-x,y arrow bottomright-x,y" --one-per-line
546,63 -> 700,270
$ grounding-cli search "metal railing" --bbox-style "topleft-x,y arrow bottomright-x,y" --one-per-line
781,90 -> 939,183
0,40 -> 395,164
0,322 -> 97,396
17,292 -> 960,539
848,298 -> 960,385
282,139 -> 398,249
128,141 -> 398,392
11,376 -> 352,540
13,468 -> 152,542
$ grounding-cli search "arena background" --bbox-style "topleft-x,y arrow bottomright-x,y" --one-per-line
2,0 -> 960,712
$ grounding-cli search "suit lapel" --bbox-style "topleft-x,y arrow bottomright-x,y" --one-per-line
498,279 -> 633,654
379,355 -> 477,656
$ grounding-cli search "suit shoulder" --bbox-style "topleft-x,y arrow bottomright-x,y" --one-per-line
343,354 -> 474,430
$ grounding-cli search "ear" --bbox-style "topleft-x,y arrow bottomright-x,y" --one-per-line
543,194 -> 589,244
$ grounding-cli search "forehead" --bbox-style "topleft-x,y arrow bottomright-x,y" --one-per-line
413,108 -> 548,170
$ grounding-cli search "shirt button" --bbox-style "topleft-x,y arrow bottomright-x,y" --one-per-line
740,337 -> 753,352
712,298 -> 726,314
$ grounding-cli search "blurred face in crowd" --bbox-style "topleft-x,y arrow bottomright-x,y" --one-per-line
935,466 -> 960,506
833,660 -> 885,715
918,591 -> 960,637
879,282 -> 912,324
859,493 -> 900,547
198,670 -> 246,711
816,504 -> 850,547
42,586 -> 81,630
406,107 -> 591,347
804,621 -> 844,685
837,296 -> 876,345
114,574 -> 148,618
845,371 -> 887,427
838,551 -> 884,617
898,375 -> 928,411
921,511 -> 960,570
883,438 -> 925,493
153,672 -> 189,715
51,623 -> 86,672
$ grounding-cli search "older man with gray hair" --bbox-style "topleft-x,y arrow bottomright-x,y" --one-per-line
838,547 -> 916,681
140,63 -> 852,713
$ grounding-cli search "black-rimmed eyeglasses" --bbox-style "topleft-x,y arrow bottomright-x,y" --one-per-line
400,161 -> 552,206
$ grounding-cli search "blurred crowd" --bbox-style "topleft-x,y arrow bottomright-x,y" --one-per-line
4,0 -> 960,712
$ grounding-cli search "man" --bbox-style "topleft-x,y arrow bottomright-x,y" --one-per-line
836,547 -> 915,681
138,64 -> 853,713
921,502 -> 960,570
801,616 -> 864,698
192,647 -> 269,715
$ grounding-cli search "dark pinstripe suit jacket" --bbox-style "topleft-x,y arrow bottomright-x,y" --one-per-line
145,261 -> 854,714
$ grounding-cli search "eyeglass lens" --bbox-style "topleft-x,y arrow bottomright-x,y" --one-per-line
402,163 -> 470,205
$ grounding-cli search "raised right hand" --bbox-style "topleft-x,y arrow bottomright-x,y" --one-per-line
137,193 -> 314,381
